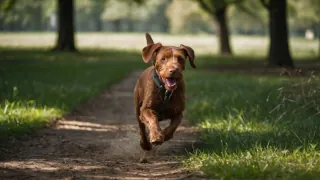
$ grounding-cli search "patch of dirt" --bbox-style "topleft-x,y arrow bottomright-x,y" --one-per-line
0,72 -> 205,180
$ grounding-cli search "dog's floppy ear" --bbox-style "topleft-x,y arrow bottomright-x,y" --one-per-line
180,44 -> 196,68
142,43 -> 162,63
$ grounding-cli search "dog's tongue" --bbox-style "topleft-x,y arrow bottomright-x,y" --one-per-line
165,78 -> 176,88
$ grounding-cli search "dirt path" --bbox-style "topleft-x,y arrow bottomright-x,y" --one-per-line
0,71 -> 205,180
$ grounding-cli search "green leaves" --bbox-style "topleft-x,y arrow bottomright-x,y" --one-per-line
196,0 -> 243,13
0,0 -> 16,11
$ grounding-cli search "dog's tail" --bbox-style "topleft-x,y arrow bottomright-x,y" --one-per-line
146,33 -> 154,45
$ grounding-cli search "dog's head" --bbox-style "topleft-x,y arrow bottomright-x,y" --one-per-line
142,33 -> 196,90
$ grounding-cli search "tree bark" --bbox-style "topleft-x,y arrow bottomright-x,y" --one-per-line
52,0 -> 76,52
34,4 -> 43,30
113,19 -> 121,32
267,0 -> 294,67
127,20 -> 134,32
318,23 -> 320,58
213,7 -> 232,55
95,18 -> 102,31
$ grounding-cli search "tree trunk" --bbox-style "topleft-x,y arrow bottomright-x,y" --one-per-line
95,18 -> 102,31
52,0 -> 76,52
213,7 -> 232,55
34,4 -> 43,30
318,23 -> 320,58
127,20 -> 134,32
113,19 -> 121,32
267,0 -> 293,67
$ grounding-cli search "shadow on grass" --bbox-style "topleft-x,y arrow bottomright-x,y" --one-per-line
0,48 -> 147,140
184,70 -> 320,179
186,70 -> 320,151
195,54 -> 320,77
196,54 -> 319,67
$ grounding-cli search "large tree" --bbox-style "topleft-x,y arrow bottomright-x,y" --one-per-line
55,0 -> 145,51
195,0 -> 240,55
261,0 -> 294,67
52,0 -> 76,52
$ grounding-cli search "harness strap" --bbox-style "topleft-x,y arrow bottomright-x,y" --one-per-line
152,69 -> 174,120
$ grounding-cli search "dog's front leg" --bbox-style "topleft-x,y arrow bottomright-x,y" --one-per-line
140,108 -> 164,146
163,113 -> 182,141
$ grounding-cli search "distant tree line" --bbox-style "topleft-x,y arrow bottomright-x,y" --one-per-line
0,0 -> 318,37
0,0 -> 319,67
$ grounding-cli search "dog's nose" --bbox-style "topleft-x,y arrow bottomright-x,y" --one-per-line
169,68 -> 178,74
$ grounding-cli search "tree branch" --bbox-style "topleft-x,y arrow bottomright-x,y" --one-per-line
196,0 -> 214,14
197,0 -> 245,14
236,3 -> 266,32
260,0 -> 270,10
213,0 -> 244,13
228,0 -> 244,5
0,0 -> 16,11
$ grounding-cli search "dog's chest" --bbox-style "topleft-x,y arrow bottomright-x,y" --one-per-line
154,91 -> 185,120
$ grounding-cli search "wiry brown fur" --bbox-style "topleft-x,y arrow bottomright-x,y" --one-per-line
134,33 -> 196,151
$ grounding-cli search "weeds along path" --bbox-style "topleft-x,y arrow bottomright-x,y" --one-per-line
0,71 -> 205,180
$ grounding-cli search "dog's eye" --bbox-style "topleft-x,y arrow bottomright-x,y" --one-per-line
161,57 -> 166,61
177,57 -> 184,63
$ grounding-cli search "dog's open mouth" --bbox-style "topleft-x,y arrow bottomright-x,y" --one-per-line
164,78 -> 177,89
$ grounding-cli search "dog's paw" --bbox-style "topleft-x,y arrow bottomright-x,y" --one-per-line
140,140 -> 152,151
139,156 -> 149,163
164,134 -> 173,141
150,131 -> 164,146
163,129 -> 174,141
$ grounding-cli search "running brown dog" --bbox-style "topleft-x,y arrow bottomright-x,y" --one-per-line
134,33 -> 196,152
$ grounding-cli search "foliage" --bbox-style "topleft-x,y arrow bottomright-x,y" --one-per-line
0,0 -> 15,11
0,0 -> 319,35
102,0 -> 170,32
288,0 -> 320,29
76,0 -> 107,31
102,0 -> 158,21
166,0 -> 212,34
229,0 -> 268,35
0,0 -> 54,31
195,0 -> 244,13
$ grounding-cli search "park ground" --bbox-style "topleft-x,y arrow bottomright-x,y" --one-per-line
0,33 -> 320,179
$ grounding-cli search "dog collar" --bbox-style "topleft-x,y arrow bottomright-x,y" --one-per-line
152,69 -> 165,91
152,69 -> 174,119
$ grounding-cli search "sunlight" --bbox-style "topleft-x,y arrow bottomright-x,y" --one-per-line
56,120 -> 122,132
1,159 -> 105,172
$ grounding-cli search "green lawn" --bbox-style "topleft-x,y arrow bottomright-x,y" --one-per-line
183,71 -> 320,179
0,48 -> 146,140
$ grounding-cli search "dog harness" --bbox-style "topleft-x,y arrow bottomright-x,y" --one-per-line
152,69 -> 174,120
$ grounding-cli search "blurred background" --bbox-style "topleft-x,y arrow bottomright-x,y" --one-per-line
0,0 -> 318,59
0,0 -> 319,36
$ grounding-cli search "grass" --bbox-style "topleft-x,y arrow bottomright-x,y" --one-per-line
0,32 -> 318,58
0,48 -> 146,141
183,71 -> 320,179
